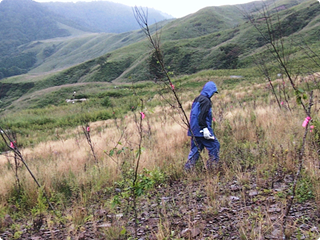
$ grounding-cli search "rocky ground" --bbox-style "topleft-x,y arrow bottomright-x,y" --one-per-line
1,171 -> 319,240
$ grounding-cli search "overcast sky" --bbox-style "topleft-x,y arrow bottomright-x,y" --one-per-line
33,0 -> 254,18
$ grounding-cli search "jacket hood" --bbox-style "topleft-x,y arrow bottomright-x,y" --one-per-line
200,81 -> 218,98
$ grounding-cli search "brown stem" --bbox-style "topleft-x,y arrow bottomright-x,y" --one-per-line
133,6 -> 204,167
82,124 -> 98,163
282,91 -> 313,239
0,126 -> 55,213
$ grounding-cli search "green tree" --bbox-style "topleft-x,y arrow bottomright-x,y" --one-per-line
217,43 -> 241,69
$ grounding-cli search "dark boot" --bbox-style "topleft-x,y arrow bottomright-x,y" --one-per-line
206,157 -> 219,171
184,156 -> 198,171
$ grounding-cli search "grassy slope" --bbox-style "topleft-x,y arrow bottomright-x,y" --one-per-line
12,19 -> 172,75
0,67 -> 320,239
1,0 -> 319,112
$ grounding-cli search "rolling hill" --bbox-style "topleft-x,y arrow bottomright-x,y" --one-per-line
0,0 -> 320,112
0,0 -> 172,79
29,0 -> 320,81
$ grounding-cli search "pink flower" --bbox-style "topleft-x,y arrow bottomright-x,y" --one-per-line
140,112 -> 145,119
170,83 -> 175,90
281,101 -> 284,105
212,118 -> 216,122
10,142 -> 14,148
310,125 -> 314,132
87,126 -> 90,132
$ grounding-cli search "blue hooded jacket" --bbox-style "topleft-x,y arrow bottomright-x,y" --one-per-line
188,81 -> 218,137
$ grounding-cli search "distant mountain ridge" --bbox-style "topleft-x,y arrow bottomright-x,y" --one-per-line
0,0 -> 172,79
42,1 -> 173,33
0,0 -> 72,54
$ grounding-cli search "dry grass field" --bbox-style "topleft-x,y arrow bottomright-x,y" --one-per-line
1,73 -> 320,239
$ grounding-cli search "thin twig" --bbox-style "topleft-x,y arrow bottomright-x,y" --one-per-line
0,126 -> 56,213
282,91 -> 313,239
133,6 -> 205,167
82,124 -> 98,163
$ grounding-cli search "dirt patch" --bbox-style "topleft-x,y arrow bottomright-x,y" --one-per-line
1,171 -> 319,239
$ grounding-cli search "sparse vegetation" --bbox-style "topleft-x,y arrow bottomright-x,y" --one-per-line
1,0 -> 320,239
1,69 -> 320,239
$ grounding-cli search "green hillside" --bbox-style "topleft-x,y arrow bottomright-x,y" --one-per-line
0,0 -> 171,79
32,0 -> 319,83
24,19 -> 172,74
1,0 -> 320,112
0,0 -> 90,79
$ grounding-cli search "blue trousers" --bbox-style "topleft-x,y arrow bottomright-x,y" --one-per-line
185,137 -> 220,170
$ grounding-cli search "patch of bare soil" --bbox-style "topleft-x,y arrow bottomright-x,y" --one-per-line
1,171 -> 319,239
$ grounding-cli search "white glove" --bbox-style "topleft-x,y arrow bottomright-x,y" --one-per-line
201,128 -> 215,140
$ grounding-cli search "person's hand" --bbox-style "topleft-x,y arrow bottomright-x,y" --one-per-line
201,128 -> 215,140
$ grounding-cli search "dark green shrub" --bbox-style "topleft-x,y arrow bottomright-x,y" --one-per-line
101,96 -> 111,107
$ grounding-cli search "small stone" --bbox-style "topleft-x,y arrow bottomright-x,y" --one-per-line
181,228 -> 191,238
267,208 -> 281,213
310,226 -> 318,232
97,223 -> 111,228
249,190 -> 258,197
191,228 -> 201,237
230,185 -> 240,191
161,197 -> 170,201
299,224 -> 308,230
269,215 -> 278,221
230,196 -> 240,201
180,228 -> 200,238
151,203 -> 158,208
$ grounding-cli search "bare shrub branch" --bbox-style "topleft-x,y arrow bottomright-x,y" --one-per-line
0,126 -> 55,212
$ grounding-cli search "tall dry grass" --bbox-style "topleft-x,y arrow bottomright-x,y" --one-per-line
1,81 -> 318,198
0,103 -> 192,205
1,77 -> 320,239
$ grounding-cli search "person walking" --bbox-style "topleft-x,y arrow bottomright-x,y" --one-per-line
185,81 -> 220,170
